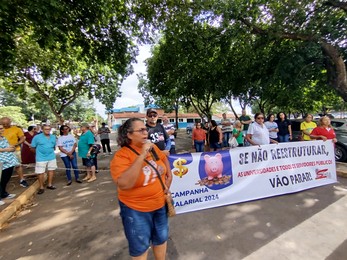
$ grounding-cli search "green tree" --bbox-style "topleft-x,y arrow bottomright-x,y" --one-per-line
141,21 -> 232,120
1,27 -> 133,123
0,106 -> 28,127
217,0 -> 347,100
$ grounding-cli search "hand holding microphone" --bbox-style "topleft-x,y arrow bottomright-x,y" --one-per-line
145,140 -> 159,161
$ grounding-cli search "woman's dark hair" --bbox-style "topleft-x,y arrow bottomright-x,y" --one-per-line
59,125 -> 69,135
304,113 -> 313,119
210,120 -> 218,127
254,112 -> 264,120
117,118 -> 144,147
277,112 -> 287,121
266,113 -> 275,121
28,125 -> 35,132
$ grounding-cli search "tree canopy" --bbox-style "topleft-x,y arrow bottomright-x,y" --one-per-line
140,0 -> 346,118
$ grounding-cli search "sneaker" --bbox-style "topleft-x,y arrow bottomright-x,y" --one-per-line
76,179 -> 82,183
20,180 -> 29,188
109,152 -> 112,155
0,200 -> 5,206
5,194 -> 16,199
66,181 -> 72,186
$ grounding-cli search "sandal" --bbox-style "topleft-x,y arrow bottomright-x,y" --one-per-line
87,177 -> 96,183
82,176 -> 91,181
47,185 -> 56,190
37,189 -> 45,195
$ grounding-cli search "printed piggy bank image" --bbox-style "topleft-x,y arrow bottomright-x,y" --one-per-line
204,153 -> 224,180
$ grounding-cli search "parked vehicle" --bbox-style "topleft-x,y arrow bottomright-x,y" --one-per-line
186,123 -> 194,135
290,119 -> 347,162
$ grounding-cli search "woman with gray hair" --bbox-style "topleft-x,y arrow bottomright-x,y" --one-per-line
110,118 -> 172,259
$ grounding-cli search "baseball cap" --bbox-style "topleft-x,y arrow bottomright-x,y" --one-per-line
146,108 -> 158,116
80,122 -> 90,128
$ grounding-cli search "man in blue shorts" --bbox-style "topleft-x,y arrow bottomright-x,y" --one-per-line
31,125 -> 57,194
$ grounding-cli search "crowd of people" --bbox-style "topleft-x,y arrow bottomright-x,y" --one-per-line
191,110 -> 337,152
0,117 -> 113,205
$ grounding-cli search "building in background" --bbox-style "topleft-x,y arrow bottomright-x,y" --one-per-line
109,105 -> 236,130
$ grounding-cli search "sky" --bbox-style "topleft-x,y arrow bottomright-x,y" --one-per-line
95,45 -> 151,117
94,44 -> 247,118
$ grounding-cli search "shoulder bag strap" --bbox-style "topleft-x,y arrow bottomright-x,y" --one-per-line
125,145 -> 166,191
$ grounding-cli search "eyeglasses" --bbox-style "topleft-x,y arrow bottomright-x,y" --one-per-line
63,128 -> 69,130
130,128 -> 148,134
256,117 -> 264,119
148,114 -> 157,118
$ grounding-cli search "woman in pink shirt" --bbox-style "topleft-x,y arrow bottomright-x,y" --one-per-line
192,122 -> 206,152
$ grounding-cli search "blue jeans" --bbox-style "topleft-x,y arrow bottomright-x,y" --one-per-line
61,152 -> 80,181
223,132 -> 232,147
119,200 -> 168,257
194,140 -> 205,152
278,134 -> 290,142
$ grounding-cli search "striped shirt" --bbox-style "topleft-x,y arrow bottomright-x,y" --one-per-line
0,137 -> 19,170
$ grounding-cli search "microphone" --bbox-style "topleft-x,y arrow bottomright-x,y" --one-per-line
146,140 -> 159,161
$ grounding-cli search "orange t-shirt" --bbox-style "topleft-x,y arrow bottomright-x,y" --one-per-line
110,145 -> 167,212
192,128 -> 206,141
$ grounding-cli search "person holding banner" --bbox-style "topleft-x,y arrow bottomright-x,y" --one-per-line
110,118 -> 172,259
246,113 -> 278,146
310,116 -> 337,143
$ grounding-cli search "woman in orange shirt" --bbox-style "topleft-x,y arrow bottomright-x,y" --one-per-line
110,118 -> 172,259
192,122 -> 206,152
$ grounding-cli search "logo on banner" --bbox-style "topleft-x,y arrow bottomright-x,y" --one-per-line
170,154 -> 193,179
196,151 -> 233,190
315,168 -> 331,180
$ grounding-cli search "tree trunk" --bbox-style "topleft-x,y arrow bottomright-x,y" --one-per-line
225,96 -> 239,119
321,41 -> 347,102
174,101 -> 179,129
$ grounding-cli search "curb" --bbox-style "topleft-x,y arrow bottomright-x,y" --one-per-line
337,170 -> 347,178
0,180 -> 39,228
336,162 -> 347,178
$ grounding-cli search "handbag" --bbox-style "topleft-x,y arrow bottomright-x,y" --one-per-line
126,145 -> 176,217
228,136 -> 239,148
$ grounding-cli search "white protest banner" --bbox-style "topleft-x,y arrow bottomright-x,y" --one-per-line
168,140 -> 336,214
